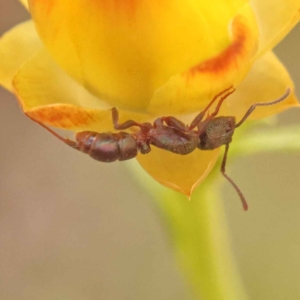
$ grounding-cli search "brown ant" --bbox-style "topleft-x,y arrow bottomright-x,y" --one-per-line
29,87 -> 291,211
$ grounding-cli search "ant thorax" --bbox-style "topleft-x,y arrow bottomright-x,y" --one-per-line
148,125 -> 199,155
198,116 -> 236,150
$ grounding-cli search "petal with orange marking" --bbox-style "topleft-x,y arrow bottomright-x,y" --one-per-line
13,48 -> 152,132
28,0 -> 258,112
0,21 -> 42,91
251,0 -> 300,57
136,147 -> 220,196
148,5 -> 259,115
220,51 -> 299,121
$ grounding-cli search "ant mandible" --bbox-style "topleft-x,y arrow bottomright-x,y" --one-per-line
29,87 -> 291,211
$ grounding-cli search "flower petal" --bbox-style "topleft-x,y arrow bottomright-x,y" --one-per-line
0,21 -> 42,91
138,51 -> 299,196
28,0 -> 258,112
221,51 -> 299,121
251,0 -> 300,56
148,5 -> 259,115
13,48 -> 152,132
19,0 -> 29,9
136,147 -> 220,196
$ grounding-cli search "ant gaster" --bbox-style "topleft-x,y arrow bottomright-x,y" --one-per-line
30,87 -> 291,211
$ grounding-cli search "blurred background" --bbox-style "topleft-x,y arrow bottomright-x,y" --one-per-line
0,2 -> 300,300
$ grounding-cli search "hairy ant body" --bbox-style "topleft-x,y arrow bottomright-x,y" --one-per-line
30,87 -> 291,210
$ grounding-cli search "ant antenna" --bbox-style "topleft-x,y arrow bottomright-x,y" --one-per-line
235,88 -> 291,128
221,87 -> 291,211
221,143 -> 248,211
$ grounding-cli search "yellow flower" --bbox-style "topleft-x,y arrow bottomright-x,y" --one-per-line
1,0 -> 299,195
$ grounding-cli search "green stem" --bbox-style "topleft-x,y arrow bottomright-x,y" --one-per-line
131,162 -> 248,300
232,124 -> 300,155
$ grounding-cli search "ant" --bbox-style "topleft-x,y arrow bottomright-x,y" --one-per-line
29,87 -> 291,211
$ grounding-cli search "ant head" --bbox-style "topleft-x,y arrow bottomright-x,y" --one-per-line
198,116 -> 236,150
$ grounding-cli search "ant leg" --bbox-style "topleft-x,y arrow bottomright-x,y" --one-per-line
189,86 -> 235,130
235,88 -> 291,128
26,115 -> 78,149
112,107 -> 148,130
221,143 -> 248,211
196,88 -> 236,134
209,88 -> 236,119
154,116 -> 187,131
